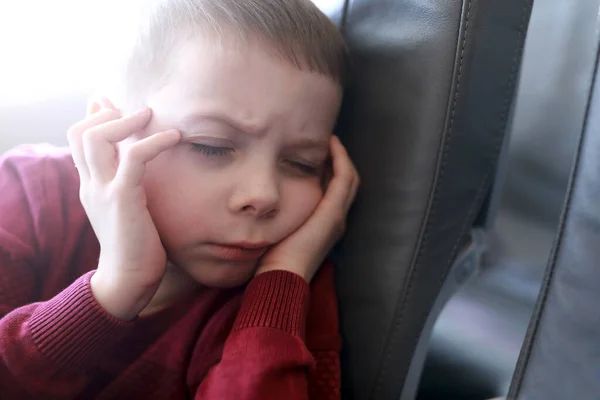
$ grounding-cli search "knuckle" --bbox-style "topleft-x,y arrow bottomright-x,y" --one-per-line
108,180 -> 128,198
78,187 -> 88,205
343,175 -> 355,191
122,143 -> 143,161
78,182 -> 97,205
341,166 -> 354,181
81,127 -> 99,145
66,126 -> 80,143
119,154 -> 137,171
354,173 -> 361,187
333,210 -> 346,226
97,108 -> 120,121
105,186 -> 127,207
124,141 -> 156,166
105,109 -> 121,119
123,111 -> 150,129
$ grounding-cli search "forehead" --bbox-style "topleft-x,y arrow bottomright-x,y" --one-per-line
157,39 -> 342,128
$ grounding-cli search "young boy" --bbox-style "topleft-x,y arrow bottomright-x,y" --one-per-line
0,0 -> 359,399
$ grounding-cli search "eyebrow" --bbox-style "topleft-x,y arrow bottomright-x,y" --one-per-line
286,137 -> 330,150
179,111 -> 330,150
179,111 -> 265,136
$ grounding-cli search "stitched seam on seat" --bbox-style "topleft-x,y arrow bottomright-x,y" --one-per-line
370,0 -> 474,396
340,0 -> 352,33
371,0 -> 532,397
507,17 -> 600,399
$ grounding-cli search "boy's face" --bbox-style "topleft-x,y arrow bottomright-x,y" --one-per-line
137,39 -> 342,288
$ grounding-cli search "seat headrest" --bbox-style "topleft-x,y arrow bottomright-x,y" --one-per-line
316,0 -> 533,398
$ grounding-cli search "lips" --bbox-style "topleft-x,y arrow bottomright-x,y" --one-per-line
204,242 -> 271,262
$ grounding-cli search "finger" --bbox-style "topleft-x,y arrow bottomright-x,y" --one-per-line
348,174 -> 360,210
325,135 -> 355,206
83,108 -> 152,182
67,109 -> 121,181
308,136 -> 355,227
345,166 -> 360,212
281,137 -> 357,263
320,157 -> 333,192
115,129 -> 181,187
98,96 -> 118,111
330,136 -> 360,212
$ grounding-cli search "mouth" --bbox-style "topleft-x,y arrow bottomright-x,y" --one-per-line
204,242 -> 271,262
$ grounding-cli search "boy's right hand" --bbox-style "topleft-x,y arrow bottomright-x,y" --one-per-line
67,105 -> 181,321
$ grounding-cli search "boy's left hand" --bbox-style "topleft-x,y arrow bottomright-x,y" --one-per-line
256,135 -> 359,283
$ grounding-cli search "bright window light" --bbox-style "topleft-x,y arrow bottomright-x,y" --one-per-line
311,0 -> 343,15
0,1 -> 138,106
0,0 -> 339,107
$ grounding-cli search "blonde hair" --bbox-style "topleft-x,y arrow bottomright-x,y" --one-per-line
105,0 -> 348,108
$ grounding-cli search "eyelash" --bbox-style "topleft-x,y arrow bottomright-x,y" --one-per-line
288,161 -> 319,176
190,143 -> 234,157
190,144 -> 319,175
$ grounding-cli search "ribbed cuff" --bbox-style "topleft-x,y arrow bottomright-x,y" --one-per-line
29,271 -> 135,372
234,270 -> 310,338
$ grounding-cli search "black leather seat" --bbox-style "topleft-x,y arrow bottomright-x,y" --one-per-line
417,1 -> 600,398
507,2 -> 600,398
314,1 -> 533,399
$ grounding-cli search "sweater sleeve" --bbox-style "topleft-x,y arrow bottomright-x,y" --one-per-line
194,261 -> 342,400
305,261 -> 342,399
0,272 -> 136,399
0,148 -> 135,399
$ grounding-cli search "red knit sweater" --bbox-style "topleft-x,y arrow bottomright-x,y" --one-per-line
0,145 -> 341,399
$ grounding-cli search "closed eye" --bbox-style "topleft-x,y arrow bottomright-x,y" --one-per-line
286,160 -> 319,176
190,143 -> 234,157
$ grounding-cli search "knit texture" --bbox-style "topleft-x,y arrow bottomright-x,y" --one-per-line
234,269 -> 310,336
0,145 -> 342,399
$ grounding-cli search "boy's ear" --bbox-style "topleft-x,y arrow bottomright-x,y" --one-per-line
86,95 -> 118,116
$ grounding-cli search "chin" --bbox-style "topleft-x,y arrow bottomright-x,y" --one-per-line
184,260 -> 258,289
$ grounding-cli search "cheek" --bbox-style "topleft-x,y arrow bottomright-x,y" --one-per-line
142,150 -> 214,246
282,181 -> 323,232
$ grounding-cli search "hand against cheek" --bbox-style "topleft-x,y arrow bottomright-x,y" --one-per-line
256,136 -> 360,283
67,104 -> 181,320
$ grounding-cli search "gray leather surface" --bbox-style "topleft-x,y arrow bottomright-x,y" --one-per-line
316,1 -> 533,399
503,0 -> 600,227
418,259 -> 545,400
418,0 -> 600,398
508,9 -> 600,399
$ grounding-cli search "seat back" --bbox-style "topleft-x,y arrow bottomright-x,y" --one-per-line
508,2 -> 600,397
314,1 -> 533,398
417,0 -> 600,397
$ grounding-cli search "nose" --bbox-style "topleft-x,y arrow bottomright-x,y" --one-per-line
228,166 -> 280,219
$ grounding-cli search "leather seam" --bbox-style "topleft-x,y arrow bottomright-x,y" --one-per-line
371,0 -> 474,395
507,11 -> 600,398
371,0 -> 532,397
340,0 -> 352,32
